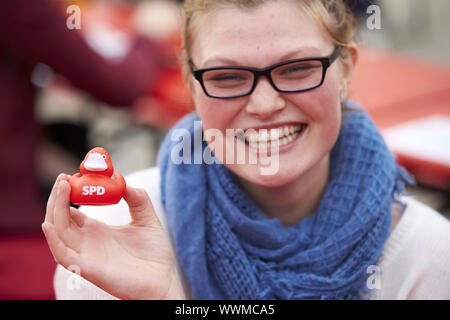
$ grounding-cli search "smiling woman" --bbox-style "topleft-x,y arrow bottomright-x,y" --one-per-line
45,0 -> 450,300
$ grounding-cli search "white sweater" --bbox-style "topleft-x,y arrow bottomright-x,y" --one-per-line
53,167 -> 450,300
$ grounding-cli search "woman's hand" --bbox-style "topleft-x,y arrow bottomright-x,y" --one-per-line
42,174 -> 185,300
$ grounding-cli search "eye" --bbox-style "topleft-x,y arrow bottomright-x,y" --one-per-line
102,154 -> 107,159
204,69 -> 252,84
211,74 -> 245,82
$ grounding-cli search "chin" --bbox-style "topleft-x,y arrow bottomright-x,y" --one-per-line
230,163 -> 301,189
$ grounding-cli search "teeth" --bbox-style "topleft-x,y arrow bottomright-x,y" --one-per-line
270,128 -> 279,141
239,124 -> 305,150
259,129 -> 268,142
244,124 -> 302,144
278,127 -> 284,137
271,139 -> 279,148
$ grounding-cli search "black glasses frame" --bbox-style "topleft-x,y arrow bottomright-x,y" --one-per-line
190,46 -> 342,99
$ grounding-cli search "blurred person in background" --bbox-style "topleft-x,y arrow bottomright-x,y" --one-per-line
0,0 -> 173,235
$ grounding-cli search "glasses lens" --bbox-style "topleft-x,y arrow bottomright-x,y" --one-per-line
202,69 -> 254,97
272,60 -> 323,91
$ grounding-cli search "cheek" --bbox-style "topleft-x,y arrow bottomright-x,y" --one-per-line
291,80 -> 341,126
193,86 -> 243,133
195,97 -> 226,133
289,72 -> 342,151
313,87 -> 341,134
310,68 -> 341,118
311,90 -> 341,152
193,88 -> 245,163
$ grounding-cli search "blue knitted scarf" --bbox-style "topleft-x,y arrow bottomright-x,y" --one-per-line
157,102 -> 413,299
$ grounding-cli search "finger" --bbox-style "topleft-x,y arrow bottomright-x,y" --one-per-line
69,207 -> 87,228
45,173 -> 69,223
54,180 -> 72,236
123,186 -> 160,227
42,222 -> 81,269
54,180 -> 84,253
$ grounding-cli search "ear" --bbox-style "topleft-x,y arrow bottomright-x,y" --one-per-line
339,43 -> 358,102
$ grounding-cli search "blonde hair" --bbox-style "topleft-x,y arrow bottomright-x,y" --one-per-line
181,0 -> 357,80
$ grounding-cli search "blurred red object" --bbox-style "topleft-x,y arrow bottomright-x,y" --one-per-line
133,28 -> 193,130
0,233 -> 56,300
351,47 -> 450,190
134,63 -> 193,130
79,1 -> 193,130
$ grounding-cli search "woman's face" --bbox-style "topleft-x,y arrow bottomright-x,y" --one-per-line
189,1 -> 345,187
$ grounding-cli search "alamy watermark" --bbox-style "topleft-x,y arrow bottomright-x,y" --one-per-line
366,264 -> 381,290
66,4 -> 81,30
66,264 -> 82,290
169,120 -> 281,175
366,4 -> 382,30
65,263 -> 382,292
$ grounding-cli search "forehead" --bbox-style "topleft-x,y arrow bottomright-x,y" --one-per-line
191,1 -> 333,68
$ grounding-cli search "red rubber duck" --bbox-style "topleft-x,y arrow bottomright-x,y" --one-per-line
69,147 -> 126,205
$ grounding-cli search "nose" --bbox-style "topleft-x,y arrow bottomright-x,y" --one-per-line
245,77 -> 286,120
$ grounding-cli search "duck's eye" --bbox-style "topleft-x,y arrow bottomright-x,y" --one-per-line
102,154 -> 107,159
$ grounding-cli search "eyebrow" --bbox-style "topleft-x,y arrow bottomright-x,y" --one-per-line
200,46 -> 323,69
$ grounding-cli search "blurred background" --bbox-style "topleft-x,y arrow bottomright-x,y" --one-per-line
0,0 -> 449,299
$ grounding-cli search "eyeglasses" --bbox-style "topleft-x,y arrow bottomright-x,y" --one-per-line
190,46 -> 342,99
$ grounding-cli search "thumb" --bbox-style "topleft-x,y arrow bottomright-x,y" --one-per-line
124,186 -> 160,227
